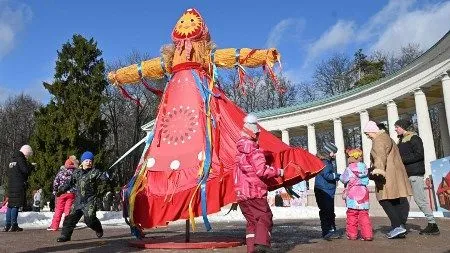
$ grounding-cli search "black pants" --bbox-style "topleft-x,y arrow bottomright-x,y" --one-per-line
379,197 -> 409,228
61,209 -> 103,239
315,188 -> 336,236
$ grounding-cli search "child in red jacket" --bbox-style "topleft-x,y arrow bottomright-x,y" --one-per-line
234,114 -> 283,253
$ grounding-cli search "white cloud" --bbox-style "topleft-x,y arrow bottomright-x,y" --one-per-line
304,20 -> 355,64
370,1 -> 450,54
266,18 -> 305,48
300,0 -> 450,67
357,0 -> 415,42
0,1 -> 32,59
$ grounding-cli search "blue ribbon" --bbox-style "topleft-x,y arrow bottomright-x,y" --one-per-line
191,70 -> 213,231
192,71 -> 220,99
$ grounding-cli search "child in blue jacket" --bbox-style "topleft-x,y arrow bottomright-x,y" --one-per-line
314,142 -> 341,240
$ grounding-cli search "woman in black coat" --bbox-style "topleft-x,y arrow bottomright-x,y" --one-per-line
4,145 -> 34,232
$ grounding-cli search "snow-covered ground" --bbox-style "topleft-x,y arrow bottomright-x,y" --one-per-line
0,206 -> 444,230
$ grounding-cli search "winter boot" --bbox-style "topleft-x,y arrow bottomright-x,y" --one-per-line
57,236 -> 71,242
324,229 -> 342,240
10,224 -> 23,232
3,224 -> 11,232
254,244 -> 273,253
419,223 -> 440,235
96,230 -> 103,238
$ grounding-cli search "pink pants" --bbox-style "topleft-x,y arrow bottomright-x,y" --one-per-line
239,198 -> 273,253
346,209 -> 373,240
49,193 -> 75,230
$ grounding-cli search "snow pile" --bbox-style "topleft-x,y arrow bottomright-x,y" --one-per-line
0,206 -> 346,229
0,205 -> 444,230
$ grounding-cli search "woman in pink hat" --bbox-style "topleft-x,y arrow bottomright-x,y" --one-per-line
363,121 -> 412,239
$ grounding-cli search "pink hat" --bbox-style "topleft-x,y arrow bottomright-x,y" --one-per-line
363,121 -> 380,133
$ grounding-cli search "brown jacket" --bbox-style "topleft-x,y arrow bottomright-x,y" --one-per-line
370,132 -> 412,201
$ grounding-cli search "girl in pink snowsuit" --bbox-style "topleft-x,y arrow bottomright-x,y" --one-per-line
235,114 -> 283,253
48,157 -> 78,231
339,148 -> 373,241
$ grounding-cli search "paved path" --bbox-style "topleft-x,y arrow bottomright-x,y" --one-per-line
1,217 -> 449,253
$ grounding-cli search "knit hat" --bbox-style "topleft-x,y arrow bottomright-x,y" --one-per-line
363,121 -> 380,133
80,151 -> 94,163
395,119 -> 411,131
64,158 -> 76,169
19,145 -> 33,157
243,114 -> 260,134
323,141 -> 338,154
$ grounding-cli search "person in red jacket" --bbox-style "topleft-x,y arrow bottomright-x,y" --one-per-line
234,114 -> 284,253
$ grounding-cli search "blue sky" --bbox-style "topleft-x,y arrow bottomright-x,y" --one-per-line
1,0 -> 449,102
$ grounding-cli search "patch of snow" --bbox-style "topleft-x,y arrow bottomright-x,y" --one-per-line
0,206 -> 444,230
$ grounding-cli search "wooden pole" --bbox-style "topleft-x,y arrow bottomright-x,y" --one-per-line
185,219 -> 190,243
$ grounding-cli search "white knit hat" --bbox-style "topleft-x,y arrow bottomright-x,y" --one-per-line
20,145 -> 33,157
244,114 -> 258,124
243,114 -> 260,134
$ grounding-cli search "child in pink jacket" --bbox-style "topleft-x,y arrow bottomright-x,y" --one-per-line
339,148 -> 373,241
235,114 -> 283,253
47,156 -> 78,231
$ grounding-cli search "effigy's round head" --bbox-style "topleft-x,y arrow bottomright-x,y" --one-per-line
172,8 -> 209,41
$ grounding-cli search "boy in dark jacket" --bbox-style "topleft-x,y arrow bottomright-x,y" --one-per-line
4,145 -> 34,232
315,142 -> 341,240
56,151 -> 110,242
395,119 -> 439,235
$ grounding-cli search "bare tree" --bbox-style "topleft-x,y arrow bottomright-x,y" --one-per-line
297,81 -> 318,103
0,94 -> 40,185
219,68 -> 300,113
104,50 -> 163,185
313,53 -> 355,97
372,43 -> 423,75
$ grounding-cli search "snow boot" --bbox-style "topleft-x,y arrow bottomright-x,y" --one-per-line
419,223 -> 440,235
254,244 -> 273,253
57,236 -> 71,242
10,224 -> 23,232
3,224 -> 11,232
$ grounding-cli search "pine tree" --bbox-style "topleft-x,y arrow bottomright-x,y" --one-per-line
29,34 -> 108,200
353,49 -> 385,87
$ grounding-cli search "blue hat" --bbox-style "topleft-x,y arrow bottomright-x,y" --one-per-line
80,151 -> 94,163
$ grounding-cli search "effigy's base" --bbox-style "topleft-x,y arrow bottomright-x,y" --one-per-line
129,220 -> 243,249
129,237 -> 244,249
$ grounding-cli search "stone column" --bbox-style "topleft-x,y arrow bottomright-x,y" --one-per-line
307,124 -> 317,155
333,118 -> 346,173
441,73 -> 450,143
438,103 -> 450,156
359,110 -> 372,167
414,88 -> 437,176
386,100 -> 399,143
281,129 -> 290,145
